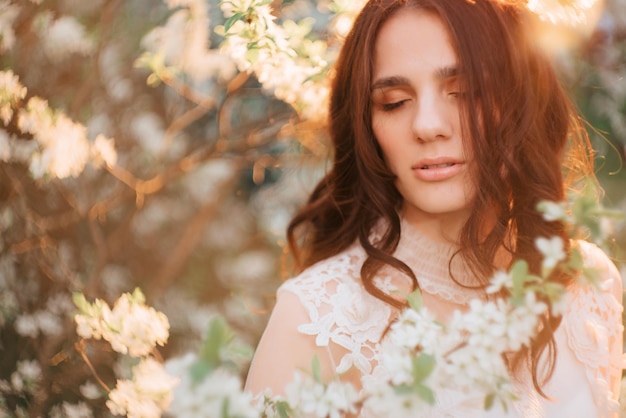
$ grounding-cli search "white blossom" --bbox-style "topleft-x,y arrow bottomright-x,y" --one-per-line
10,360 -> 41,393
537,200 -> 569,222
35,114 -> 91,178
285,372 -> 359,418
17,100 -> 91,179
362,382 -> 430,418
101,293 -> 170,357
15,309 -> 64,338
79,381 -> 102,400
380,307 -> 441,385
61,401 -> 94,418
75,298 -> 111,340
535,236 -> 566,270
74,289 -> 170,357
486,270 -> 514,294
91,134 -> 118,168
0,70 -> 27,125
0,129 -> 9,162
129,112 -> 168,156
218,0 -> 330,119
17,359 -> 42,381
46,292 -> 75,316
106,358 -> 178,418
166,353 -> 261,418
0,1 -> 20,52
14,314 -> 39,338
40,15 -> 95,62
141,0 -> 236,82
17,97 -> 52,134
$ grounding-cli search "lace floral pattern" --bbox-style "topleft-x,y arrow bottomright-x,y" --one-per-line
563,241 -> 625,415
280,249 -> 392,375
278,224 -> 624,417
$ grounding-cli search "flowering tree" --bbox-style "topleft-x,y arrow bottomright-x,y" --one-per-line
0,0 -> 624,417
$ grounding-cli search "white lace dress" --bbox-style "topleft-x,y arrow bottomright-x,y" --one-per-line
250,220 -> 624,417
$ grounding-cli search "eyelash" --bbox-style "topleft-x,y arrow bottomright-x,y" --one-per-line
381,100 -> 408,111
379,88 -> 468,111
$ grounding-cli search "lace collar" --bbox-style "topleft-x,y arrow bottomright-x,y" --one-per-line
388,218 -> 487,304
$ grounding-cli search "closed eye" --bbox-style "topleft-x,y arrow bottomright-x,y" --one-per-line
448,91 -> 466,98
382,100 -> 409,111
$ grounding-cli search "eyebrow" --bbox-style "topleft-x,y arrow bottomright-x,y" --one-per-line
371,65 -> 461,92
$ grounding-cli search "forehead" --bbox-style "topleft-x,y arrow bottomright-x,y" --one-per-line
372,9 -> 458,80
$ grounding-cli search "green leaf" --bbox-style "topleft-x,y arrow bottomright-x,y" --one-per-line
198,316 -> 235,372
72,292 -> 90,313
414,383 -> 436,405
509,260 -> 529,296
407,289 -> 424,311
221,341 -> 254,366
484,392 -> 495,410
311,354 -> 322,383
130,288 -> 145,304
146,73 -> 162,87
275,401 -> 291,418
412,353 -> 436,383
224,12 -> 244,32
393,383 -> 414,395
541,282 -> 565,304
189,359 -> 212,384
567,247 -> 585,271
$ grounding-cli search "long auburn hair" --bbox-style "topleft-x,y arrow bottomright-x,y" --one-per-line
287,0 -> 595,394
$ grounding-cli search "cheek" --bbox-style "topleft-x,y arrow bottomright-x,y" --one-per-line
372,118 -> 398,156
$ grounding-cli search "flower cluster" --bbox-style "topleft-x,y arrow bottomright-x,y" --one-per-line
165,353 -> 260,418
0,69 -> 26,124
74,288 -> 170,357
366,286 -> 549,414
107,358 -> 179,418
74,289 -> 178,417
252,354 -> 360,418
3,0 -> 622,416
70,193 -> 618,417
0,70 -> 118,179
214,0 -> 603,121
139,0 -> 237,83
282,370 -> 360,418
215,0 -> 367,120
36,14 -> 95,63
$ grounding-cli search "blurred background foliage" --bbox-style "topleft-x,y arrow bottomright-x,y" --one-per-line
0,0 -> 624,415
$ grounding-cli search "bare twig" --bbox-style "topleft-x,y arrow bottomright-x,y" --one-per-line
75,340 -> 112,392
147,166 -> 242,296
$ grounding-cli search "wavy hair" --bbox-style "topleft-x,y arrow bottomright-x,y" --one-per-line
287,0 -> 595,394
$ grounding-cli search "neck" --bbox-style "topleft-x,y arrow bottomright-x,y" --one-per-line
400,208 -> 467,245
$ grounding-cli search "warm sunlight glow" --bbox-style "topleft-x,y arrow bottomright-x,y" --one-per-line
527,0 -> 599,25
526,0 -> 605,52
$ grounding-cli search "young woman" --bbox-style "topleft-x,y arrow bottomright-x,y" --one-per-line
246,0 -> 624,416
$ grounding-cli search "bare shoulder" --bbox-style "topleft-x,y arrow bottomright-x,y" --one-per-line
245,285 -> 337,396
245,245 -> 368,396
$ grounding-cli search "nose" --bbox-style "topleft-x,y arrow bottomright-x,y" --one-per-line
411,89 -> 453,142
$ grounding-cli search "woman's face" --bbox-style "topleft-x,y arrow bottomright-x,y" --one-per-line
371,8 -> 476,240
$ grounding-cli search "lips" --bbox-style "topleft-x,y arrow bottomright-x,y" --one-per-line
412,158 -> 464,182
419,162 -> 455,170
